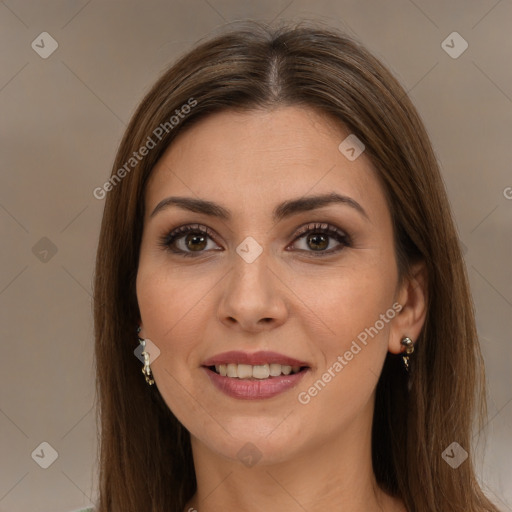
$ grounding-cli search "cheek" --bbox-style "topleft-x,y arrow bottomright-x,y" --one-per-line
290,275 -> 394,441
135,263 -> 208,386
295,260 -> 396,347
136,267 -> 210,428
293,251 -> 397,395
136,254 -> 214,341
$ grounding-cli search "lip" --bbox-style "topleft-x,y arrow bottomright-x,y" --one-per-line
202,350 -> 310,367
202,351 -> 311,400
202,366 -> 310,400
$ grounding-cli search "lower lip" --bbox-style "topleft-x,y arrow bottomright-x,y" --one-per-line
202,367 -> 309,400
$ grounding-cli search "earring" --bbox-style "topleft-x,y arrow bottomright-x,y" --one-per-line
400,336 -> 414,373
137,327 -> 155,386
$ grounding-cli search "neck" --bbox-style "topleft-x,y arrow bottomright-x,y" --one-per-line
184,398 -> 404,512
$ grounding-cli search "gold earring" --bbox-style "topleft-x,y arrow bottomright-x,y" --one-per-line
400,336 -> 414,373
137,327 -> 155,386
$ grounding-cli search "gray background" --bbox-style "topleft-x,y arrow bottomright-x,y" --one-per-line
1,1 -> 511,511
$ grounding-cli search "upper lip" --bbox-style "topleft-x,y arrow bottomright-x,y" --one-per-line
202,351 -> 310,367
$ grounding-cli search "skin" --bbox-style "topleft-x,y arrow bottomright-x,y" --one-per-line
136,106 -> 427,512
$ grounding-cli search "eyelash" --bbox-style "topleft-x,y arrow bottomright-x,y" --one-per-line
159,222 -> 351,258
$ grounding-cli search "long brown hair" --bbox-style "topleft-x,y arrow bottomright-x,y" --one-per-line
93,20 -> 501,512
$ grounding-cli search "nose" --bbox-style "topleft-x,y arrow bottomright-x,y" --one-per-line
217,251 -> 288,333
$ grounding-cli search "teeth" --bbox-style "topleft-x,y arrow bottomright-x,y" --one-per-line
252,364 -> 270,379
226,363 -> 237,378
282,365 -> 292,375
269,363 -> 281,377
214,363 -> 304,379
237,364 -> 253,379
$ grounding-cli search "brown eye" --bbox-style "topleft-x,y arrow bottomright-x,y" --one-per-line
185,233 -> 208,251
306,233 -> 329,251
290,222 -> 351,256
160,224 -> 221,257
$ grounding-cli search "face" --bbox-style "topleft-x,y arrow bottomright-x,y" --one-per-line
136,106 -> 406,464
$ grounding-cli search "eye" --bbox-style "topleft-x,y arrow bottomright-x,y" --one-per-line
288,222 -> 350,256
159,222 -> 351,258
159,224 -> 221,257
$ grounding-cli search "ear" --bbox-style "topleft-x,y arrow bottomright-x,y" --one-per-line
388,261 -> 428,355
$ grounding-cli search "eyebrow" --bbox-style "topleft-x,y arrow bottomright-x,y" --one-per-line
150,192 -> 369,222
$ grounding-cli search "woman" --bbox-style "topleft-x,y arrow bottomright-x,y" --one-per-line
93,21 -> 502,511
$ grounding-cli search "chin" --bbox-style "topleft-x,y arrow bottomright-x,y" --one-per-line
194,420 -> 309,466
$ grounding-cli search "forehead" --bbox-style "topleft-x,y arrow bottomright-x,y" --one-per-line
144,106 -> 387,222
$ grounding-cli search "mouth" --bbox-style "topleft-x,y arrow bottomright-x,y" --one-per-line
202,360 -> 311,400
201,350 -> 311,382
205,363 -> 309,380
